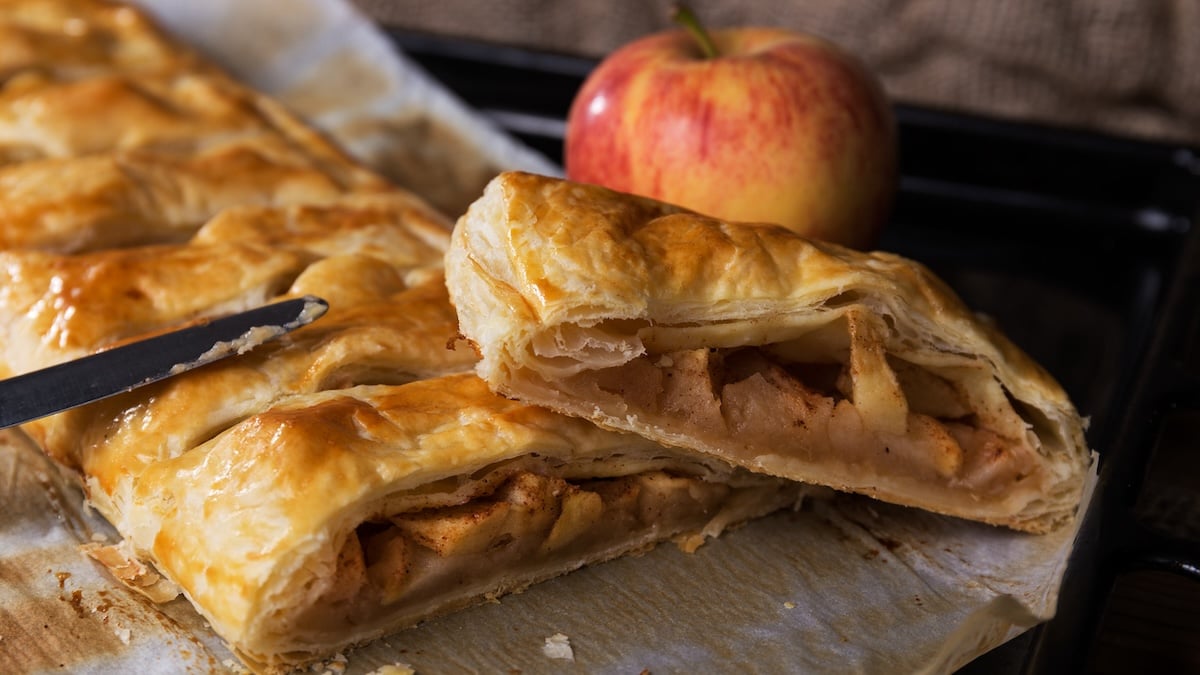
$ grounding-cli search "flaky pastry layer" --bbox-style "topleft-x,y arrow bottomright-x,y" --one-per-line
445,171 -> 1092,533
121,373 -> 802,669
7,189 -> 798,673
0,0 -> 201,80
0,1 -> 390,254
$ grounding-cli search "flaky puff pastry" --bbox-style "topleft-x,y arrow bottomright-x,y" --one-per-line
9,194 -> 801,672
445,171 -> 1092,534
0,1 -> 390,254
0,189 -> 457,528
0,0 -> 202,81
0,192 -> 452,377
0,69 -> 376,171
0,97 -> 391,253
116,373 -> 799,670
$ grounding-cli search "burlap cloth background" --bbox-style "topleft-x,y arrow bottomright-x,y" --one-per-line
354,0 -> 1200,147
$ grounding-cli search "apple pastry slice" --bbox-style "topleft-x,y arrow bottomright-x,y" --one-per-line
94,372 -> 801,671
445,171 -> 1091,533
5,190 -> 802,672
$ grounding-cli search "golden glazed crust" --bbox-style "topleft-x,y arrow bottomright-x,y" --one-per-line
0,106 -> 391,253
0,70 -> 329,163
9,196 -> 800,672
0,0 -> 200,80
445,171 -> 1092,533
0,194 -> 452,378
4,192 -> 465,473
121,373 -> 798,669
0,3 -> 390,254
24,274 -> 476,487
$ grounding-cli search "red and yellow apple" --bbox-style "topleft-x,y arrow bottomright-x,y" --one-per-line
564,11 -> 896,249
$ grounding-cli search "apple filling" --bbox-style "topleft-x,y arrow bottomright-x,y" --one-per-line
275,464 -> 800,650
533,313 -> 1056,522
587,347 -> 1036,479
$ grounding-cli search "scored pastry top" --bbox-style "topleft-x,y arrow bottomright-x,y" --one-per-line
0,2 -> 391,254
0,0 -> 201,80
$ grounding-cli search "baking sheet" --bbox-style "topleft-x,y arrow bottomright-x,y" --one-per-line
0,1 -> 1095,673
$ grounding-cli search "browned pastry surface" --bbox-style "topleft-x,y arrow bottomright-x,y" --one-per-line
0,0 -> 391,255
0,71 -> 264,162
4,195 -> 800,670
0,0 -> 200,80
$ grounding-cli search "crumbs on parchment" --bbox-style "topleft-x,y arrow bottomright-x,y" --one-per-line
310,653 -> 349,675
365,664 -> 415,675
542,633 -> 574,662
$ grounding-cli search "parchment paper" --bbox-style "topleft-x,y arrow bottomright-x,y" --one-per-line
0,1 -> 1096,673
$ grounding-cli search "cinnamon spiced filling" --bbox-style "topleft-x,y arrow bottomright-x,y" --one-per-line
559,344 -> 1043,498
280,466 -> 799,645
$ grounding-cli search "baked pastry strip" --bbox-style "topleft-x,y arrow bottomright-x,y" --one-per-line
0,0 -> 391,254
1,191 -> 460,492
0,0 -> 202,81
0,194 -> 451,376
94,372 -> 802,670
1,192 -> 805,672
445,171 -> 1091,533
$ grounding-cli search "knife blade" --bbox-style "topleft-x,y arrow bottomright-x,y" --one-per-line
0,295 -> 329,430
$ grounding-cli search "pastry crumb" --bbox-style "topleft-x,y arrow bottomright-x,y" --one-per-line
674,532 -> 707,554
321,653 -> 348,675
364,664 -> 415,675
542,633 -> 574,661
90,532 -> 109,542
783,601 -> 796,609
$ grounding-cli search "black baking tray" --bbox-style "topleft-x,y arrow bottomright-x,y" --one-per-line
386,28 -> 1200,674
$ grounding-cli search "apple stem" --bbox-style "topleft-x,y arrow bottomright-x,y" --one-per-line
672,4 -> 719,59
